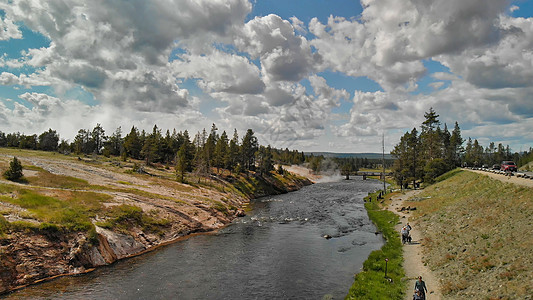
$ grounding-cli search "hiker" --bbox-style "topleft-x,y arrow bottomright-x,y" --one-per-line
413,289 -> 424,300
401,226 -> 410,244
414,276 -> 427,299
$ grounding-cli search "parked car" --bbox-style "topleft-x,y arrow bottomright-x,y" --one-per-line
492,164 -> 500,170
500,161 -> 517,172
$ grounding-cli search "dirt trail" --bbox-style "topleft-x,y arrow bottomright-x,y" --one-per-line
468,169 -> 533,188
387,190 -> 443,300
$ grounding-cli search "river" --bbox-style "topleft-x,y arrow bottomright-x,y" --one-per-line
4,178 -> 384,300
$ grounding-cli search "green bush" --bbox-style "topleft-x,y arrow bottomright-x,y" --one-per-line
3,156 -> 24,181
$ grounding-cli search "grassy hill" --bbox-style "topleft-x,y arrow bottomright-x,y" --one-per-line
403,170 -> 532,299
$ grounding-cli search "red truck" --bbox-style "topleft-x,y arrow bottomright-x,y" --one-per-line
500,161 -> 517,172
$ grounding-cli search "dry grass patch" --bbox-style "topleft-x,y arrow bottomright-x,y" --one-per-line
406,170 -> 532,299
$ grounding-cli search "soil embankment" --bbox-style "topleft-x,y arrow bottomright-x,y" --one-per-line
389,169 -> 532,299
0,150 -> 312,294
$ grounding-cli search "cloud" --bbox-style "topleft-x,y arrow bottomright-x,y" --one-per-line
0,0 -> 252,112
172,50 -> 265,95
0,0 -> 531,152
437,16 -> 533,89
236,14 -> 320,82
0,14 -> 22,40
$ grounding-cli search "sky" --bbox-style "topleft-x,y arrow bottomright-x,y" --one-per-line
0,0 -> 532,153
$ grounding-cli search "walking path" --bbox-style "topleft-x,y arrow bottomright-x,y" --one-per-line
468,169 -> 533,188
386,190 -> 443,300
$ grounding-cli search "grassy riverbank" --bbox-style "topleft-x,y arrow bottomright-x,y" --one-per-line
403,169 -> 532,299
345,192 -> 405,299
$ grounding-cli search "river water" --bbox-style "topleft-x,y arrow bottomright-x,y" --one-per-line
5,178 -> 384,300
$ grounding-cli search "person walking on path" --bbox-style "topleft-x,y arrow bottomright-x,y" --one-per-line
414,276 -> 428,299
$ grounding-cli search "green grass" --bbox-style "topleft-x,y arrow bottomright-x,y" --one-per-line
434,168 -> 463,183
0,183 -> 110,233
0,214 -> 8,237
96,204 -> 170,236
345,193 -> 405,300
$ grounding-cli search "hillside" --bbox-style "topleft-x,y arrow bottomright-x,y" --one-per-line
402,169 -> 532,299
0,148 -> 311,294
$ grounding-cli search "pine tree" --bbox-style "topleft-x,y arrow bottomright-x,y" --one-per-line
124,126 -> 142,159
241,129 -> 258,171
142,125 -> 163,164
175,144 -> 187,183
38,129 -> 59,151
214,131 -> 229,173
449,122 -> 464,168
228,129 -> 240,172
3,157 -> 23,181
420,107 -> 440,161
91,124 -> 106,155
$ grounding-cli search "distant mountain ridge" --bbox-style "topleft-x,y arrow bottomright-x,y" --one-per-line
309,152 -> 394,159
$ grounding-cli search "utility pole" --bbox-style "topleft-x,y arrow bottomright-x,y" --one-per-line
382,132 -> 386,194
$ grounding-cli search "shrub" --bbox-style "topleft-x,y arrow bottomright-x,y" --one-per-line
3,156 -> 24,181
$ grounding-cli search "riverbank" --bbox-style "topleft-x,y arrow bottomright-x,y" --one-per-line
0,149 -> 312,294
389,169 -> 532,299
345,191 -> 405,299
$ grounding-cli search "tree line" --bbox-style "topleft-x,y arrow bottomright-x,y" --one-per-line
0,124 -> 306,182
391,108 -> 531,188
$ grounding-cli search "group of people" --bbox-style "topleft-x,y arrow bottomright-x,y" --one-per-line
413,276 -> 428,299
400,222 -> 428,299
401,222 -> 412,244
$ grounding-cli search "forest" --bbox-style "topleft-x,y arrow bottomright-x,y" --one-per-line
1,111 -> 531,184
0,124 -> 305,182
390,108 -> 532,188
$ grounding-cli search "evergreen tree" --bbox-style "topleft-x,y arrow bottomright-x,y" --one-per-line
142,125 -> 163,164
105,127 -> 123,157
449,122 -> 464,167
91,124 -> 106,154
257,145 -> 273,175
420,107 -> 441,161
0,131 -> 6,147
241,129 -> 258,171
3,156 -> 23,181
214,130 -> 229,172
464,138 -> 474,166
58,139 -> 71,154
181,130 -> 195,172
38,129 -> 59,151
204,124 -> 218,170
124,126 -> 142,159
175,144 -> 187,183
228,129 -> 240,172
193,130 -> 208,178
391,131 -> 411,188
73,129 -> 92,154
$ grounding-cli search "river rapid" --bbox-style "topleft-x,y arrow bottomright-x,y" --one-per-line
5,177 -> 384,300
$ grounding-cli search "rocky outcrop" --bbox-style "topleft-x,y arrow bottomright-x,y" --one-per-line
0,225 -> 188,294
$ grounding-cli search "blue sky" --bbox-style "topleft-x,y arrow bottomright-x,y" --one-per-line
0,0 -> 532,153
